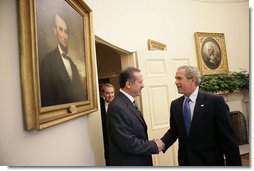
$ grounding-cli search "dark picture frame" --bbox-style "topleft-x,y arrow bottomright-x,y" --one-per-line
194,32 -> 229,74
18,0 -> 98,130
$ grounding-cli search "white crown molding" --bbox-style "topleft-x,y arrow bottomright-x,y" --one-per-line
192,0 -> 248,3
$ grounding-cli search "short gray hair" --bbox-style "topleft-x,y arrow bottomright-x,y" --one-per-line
177,65 -> 201,86
101,83 -> 115,93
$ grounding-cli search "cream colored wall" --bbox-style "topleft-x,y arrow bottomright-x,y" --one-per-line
0,0 -> 104,166
86,0 -> 249,72
0,0 -> 249,166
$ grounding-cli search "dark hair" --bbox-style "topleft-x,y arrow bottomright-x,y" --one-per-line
119,67 -> 141,88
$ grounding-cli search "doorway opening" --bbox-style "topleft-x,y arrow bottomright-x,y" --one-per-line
95,35 -> 137,165
95,35 -> 137,94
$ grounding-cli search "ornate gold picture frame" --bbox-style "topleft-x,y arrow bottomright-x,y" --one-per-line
194,32 -> 229,74
148,39 -> 167,51
18,0 -> 98,130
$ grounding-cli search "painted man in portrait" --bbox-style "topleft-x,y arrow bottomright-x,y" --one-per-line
39,13 -> 87,107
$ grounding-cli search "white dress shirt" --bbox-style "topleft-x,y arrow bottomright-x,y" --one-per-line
185,87 -> 199,120
58,45 -> 73,80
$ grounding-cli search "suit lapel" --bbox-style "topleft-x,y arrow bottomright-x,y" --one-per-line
118,92 -> 147,127
177,92 -> 207,136
176,96 -> 188,136
189,91 -> 206,135
131,104 -> 147,127
54,48 -> 72,83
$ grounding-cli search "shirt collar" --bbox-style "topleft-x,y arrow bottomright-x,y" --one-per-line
120,89 -> 135,103
58,44 -> 68,56
186,87 -> 199,102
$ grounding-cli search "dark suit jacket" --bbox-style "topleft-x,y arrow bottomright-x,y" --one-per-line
161,91 -> 242,166
100,97 -> 110,166
107,92 -> 158,166
40,47 -> 87,107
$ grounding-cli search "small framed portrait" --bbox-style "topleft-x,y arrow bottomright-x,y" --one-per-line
18,0 -> 98,130
194,32 -> 229,74
148,39 -> 167,51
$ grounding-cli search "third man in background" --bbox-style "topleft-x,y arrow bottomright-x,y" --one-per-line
100,83 -> 115,166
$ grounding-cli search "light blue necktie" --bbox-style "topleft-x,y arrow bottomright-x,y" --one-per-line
183,97 -> 191,135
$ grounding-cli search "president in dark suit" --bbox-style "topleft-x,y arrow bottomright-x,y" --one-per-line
107,67 -> 164,166
161,65 -> 242,166
40,14 -> 86,107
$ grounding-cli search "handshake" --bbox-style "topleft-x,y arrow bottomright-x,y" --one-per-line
154,139 -> 165,152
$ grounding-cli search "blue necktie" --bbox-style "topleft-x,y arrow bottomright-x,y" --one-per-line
183,97 -> 191,135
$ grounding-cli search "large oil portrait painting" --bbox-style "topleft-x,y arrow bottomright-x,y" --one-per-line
194,32 -> 229,75
18,0 -> 98,130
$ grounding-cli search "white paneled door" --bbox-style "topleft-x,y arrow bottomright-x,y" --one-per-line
137,50 -> 190,166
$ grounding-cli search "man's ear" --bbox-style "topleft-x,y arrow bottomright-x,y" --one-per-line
125,80 -> 131,89
191,77 -> 196,84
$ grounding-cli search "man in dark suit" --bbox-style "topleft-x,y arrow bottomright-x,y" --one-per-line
107,67 -> 165,166
100,83 -> 115,166
40,14 -> 86,107
161,65 -> 242,166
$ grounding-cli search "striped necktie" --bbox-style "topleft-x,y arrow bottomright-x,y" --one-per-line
133,100 -> 141,113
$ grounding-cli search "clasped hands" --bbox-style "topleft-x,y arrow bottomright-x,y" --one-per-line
154,138 -> 165,152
